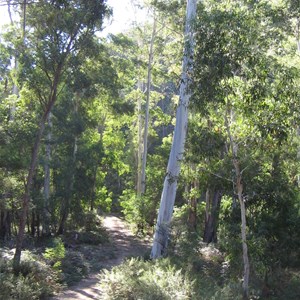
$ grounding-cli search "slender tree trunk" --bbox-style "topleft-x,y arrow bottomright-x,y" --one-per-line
225,104 -> 250,299
57,136 -> 78,235
7,0 -> 19,119
30,211 -> 35,237
234,158 -> 249,299
297,16 -> 300,53
187,175 -> 199,230
90,167 -> 98,211
140,16 -> 157,195
13,66 -> 62,271
151,0 -> 197,259
0,210 -> 10,240
43,113 -> 52,235
137,80 -> 143,198
14,117 -> 47,270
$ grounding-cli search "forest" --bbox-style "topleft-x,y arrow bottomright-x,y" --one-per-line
0,0 -> 300,299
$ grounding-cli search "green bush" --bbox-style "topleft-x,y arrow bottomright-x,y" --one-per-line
42,237 -> 91,286
77,230 -> 108,245
61,250 -> 90,286
0,252 -> 61,299
43,237 -> 66,271
99,258 -> 194,300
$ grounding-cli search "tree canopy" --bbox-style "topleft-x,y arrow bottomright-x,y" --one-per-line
0,0 -> 300,299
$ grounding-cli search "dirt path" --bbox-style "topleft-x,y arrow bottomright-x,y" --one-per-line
52,215 -> 151,300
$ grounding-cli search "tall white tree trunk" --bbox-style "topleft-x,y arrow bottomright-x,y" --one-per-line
151,0 -> 197,259
141,15 -> 157,195
7,1 -> 19,119
297,17 -> 300,53
137,80 -> 143,198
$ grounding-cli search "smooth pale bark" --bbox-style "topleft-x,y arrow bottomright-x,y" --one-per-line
225,105 -> 250,299
7,0 -> 21,119
297,18 -> 300,53
140,16 -> 157,195
151,0 -> 197,259
137,80 -> 143,198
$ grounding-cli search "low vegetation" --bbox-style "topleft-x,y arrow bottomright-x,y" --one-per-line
0,0 -> 300,299
99,258 -> 194,300
0,250 -> 61,299
0,213 -> 109,298
100,209 -> 300,300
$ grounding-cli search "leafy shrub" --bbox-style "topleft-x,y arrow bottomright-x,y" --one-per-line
42,237 -> 90,286
68,210 -> 106,233
77,230 -> 108,245
61,250 -> 90,286
99,258 -> 194,300
0,252 -> 61,299
43,237 -> 66,271
84,211 -> 100,232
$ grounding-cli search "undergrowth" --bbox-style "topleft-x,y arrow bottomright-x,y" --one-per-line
99,207 -> 300,300
99,257 -> 194,300
0,250 -> 61,299
0,212 -> 110,298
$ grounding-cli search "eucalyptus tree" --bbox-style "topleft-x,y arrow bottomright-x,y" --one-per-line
138,14 -> 157,198
106,15 -> 182,228
151,0 -> 197,259
12,0 -> 109,270
192,0 -> 300,297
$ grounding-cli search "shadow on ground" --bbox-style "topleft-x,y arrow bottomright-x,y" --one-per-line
51,215 -> 151,300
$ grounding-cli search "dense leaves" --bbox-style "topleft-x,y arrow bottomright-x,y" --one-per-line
0,0 -> 300,298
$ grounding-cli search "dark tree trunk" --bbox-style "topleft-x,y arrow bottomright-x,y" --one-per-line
187,179 -> 199,230
203,189 -> 222,243
90,167 -> 98,211
57,135 -> 77,235
0,210 -> 11,240
31,211 -> 35,237
188,197 -> 197,230
57,209 -> 68,235
13,66 -> 62,271
37,212 -> 40,237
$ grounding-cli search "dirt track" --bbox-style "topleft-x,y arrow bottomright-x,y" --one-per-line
52,215 -> 151,299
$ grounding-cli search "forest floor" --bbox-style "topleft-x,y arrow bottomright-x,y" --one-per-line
51,215 -> 151,300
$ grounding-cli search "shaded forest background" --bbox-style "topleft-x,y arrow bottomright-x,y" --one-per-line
0,0 -> 300,299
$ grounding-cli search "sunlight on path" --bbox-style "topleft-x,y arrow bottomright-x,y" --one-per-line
51,215 -> 150,300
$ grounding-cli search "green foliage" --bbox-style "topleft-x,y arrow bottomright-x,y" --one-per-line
42,238 -> 90,286
120,189 -> 141,226
43,237 -> 66,271
99,258 -> 194,300
61,251 -> 90,286
84,211 -> 101,232
0,251 -> 61,299
77,231 -> 108,245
